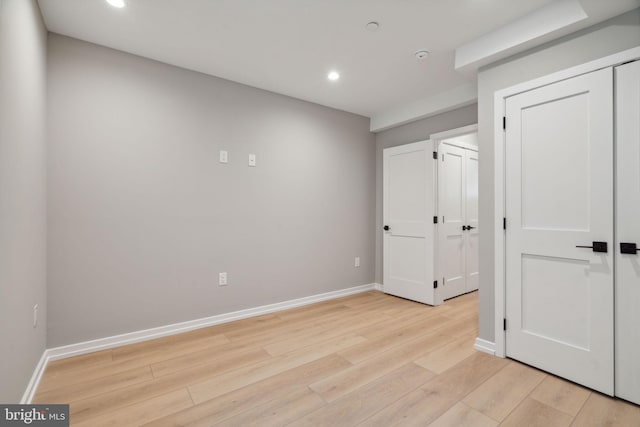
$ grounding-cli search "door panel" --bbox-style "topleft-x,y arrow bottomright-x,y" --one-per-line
438,143 -> 466,300
505,68 -> 614,395
615,60 -> 640,405
465,149 -> 479,292
383,141 -> 435,305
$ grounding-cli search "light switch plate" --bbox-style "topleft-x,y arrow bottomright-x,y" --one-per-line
219,272 -> 228,286
248,154 -> 256,167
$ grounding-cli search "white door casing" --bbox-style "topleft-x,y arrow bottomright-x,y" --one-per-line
465,149 -> 479,292
505,68 -> 614,395
615,60 -> 640,405
438,143 -> 467,300
382,141 -> 435,305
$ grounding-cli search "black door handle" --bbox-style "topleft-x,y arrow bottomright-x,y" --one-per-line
383,225 -> 390,231
620,243 -> 639,254
576,241 -> 608,253
468,226 -> 476,230
462,225 -> 468,231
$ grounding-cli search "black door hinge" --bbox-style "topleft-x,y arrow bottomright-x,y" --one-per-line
433,151 -> 438,159
433,280 -> 438,289
433,216 -> 438,224
503,217 -> 507,230
503,116 -> 506,130
503,318 -> 507,331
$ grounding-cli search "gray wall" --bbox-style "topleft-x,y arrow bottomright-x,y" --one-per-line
47,35 -> 376,347
374,104 -> 478,284
0,0 -> 48,402
478,8 -> 640,342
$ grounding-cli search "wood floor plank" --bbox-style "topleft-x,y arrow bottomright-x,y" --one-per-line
529,374 -> 591,417
500,397 -> 573,427
208,387 -> 325,427
359,352 -> 509,426
34,366 -> 153,404
145,355 -> 351,427
67,344 -> 273,423
291,363 -> 434,426
428,402 -> 498,427
187,332 -> 366,404
223,305 -> 347,341
44,350 -> 113,376
72,388 -> 193,427
310,331 -> 451,402
571,392 -> 640,426
462,361 -> 546,421
413,334 -> 475,374
227,307 -> 388,350
149,343 -> 269,378
262,310 -> 389,356
110,332 -> 230,363
340,315 -> 453,364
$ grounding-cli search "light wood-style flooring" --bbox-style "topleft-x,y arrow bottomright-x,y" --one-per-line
35,291 -> 640,426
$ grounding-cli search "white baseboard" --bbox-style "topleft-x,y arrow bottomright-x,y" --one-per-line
46,283 -> 377,362
373,283 -> 383,291
20,350 -> 49,404
474,337 -> 497,356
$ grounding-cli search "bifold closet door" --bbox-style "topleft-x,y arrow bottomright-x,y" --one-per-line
615,60 -> 640,405
464,149 -> 479,292
438,143 -> 467,300
505,68 -> 614,395
382,141 -> 435,305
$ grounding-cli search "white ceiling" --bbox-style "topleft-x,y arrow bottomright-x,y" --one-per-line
39,0 -> 640,125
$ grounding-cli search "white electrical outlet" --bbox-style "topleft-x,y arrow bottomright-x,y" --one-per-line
219,272 -> 228,286
219,150 -> 228,164
248,154 -> 256,167
354,257 -> 361,268
33,304 -> 38,328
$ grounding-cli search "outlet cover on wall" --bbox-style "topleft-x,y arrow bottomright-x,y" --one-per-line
354,257 -> 360,268
219,150 -> 228,164
219,272 -> 228,286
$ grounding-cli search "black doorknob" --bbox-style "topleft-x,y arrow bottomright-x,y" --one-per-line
462,225 -> 468,231
383,225 -> 390,231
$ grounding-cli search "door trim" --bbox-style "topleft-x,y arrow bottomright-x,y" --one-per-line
493,46 -> 640,358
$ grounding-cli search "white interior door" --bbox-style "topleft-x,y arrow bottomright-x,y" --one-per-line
383,141 -> 435,305
438,143 -> 466,300
465,149 -> 479,292
615,60 -> 640,405
505,68 -> 614,395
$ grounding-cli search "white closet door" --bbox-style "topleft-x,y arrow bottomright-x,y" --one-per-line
383,141 -> 435,305
438,143 -> 466,300
465,149 -> 479,292
615,60 -> 640,405
505,68 -> 614,395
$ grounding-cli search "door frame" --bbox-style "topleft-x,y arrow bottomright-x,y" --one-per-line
493,46 -> 640,358
431,124 -> 478,305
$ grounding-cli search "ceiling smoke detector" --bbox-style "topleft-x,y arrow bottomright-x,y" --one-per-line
414,50 -> 430,60
365,22 -> 380,32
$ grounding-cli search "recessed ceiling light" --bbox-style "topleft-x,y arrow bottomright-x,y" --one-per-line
365,22 -> 380,32
414,50 -> 430,60
106,0 -> 126,8
328,71 -> 340,81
